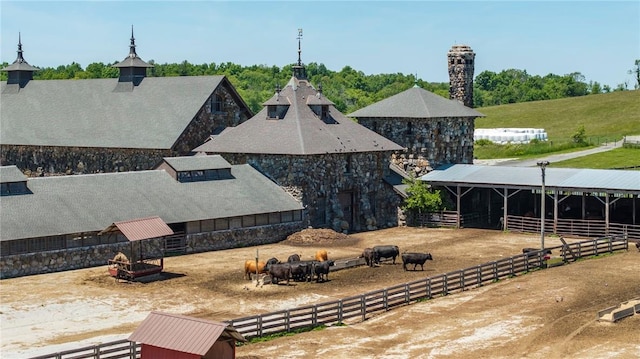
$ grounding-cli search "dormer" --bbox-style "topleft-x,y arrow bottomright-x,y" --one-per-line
1,34 -> 39,92
0,166 -> 31,196
307,84 -> 336,124
156,155 -> 233,183
112,26 -> 153,89
262,85 -> 290,120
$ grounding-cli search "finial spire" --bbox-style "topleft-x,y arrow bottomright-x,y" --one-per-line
297,28 -> 303,66
16,32 -> 25,63
413,72 -> 419,88
128,25 -> 138,59
292,28 -> 307,80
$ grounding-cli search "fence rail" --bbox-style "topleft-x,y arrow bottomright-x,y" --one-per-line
29,236 -> 628,359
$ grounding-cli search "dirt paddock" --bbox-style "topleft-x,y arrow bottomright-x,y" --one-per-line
1,227 -> 638,358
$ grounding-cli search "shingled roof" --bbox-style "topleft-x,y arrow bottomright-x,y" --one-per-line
193,76 -> 404,155
348,86 -> 484,119
1,157 -> 303,241
1,76 -> 250,149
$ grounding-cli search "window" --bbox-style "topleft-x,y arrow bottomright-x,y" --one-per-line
268,105 -> 278,119
281,211 -> 293,222
345,155 -> 352,174
242,215 -> 255,227
211,94 -> 223,113
215,218 -> 229,230
192,170 -> 205,182
256,214 -> 269,226
229,217 -> 242,229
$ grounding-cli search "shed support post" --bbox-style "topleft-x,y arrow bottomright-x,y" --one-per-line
456,186 -> 461,228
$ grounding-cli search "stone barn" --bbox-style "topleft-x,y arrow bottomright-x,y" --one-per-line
348,85 -> 484,177
129,311 -> 246,359
0,155 -> 304,278
349,44 -> 482,178
1,31 -> 252,176
194,38 -> 404,233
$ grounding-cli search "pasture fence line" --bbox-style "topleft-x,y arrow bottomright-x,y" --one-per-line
28,235 -> 629,359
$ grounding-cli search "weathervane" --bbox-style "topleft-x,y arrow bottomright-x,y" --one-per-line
297,28 -> 303,66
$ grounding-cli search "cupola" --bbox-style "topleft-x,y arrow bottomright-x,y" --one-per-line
112,26 -> 153,88
1,33 -> 39,91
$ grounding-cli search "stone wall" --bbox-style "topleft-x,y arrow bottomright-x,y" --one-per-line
0,222 -> 302,279
219,152 -> 401,232
0,86 -> 248,176
357,116 -> 475,177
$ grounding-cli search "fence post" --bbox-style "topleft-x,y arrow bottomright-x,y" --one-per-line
360,296 -> 366,322
383,289 -> 388,311
257,315 -> 263,337
426,278 -> 432,299
95,346 -> 100,359
509,258 -> 514,276
593,239 -> 598,256
476,266 -> 482,287
492,262 -> 498,281
405,283 -> 410,303
285,310 -> 291,332
338,300 -> 343,323
443,274 -> 448,295
312,304 -> 317,326
460,270 -> 465,291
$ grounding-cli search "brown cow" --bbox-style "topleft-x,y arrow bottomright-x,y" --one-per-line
315,249 -> 328,262
244,260 -> 267,280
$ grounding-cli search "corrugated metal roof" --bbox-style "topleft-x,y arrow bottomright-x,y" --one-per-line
1,162 -> 303,241
421,164 -> 640,194
193,76 -> 404,155
0,165 -> 27,183
129,311 -> 245,355
101,216 -> 174,241
163,155 -> 231,172
1,76 -> 252,149
348,86 -> 484,119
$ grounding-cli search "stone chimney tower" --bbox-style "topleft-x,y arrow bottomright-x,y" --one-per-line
447,44 -> 475,108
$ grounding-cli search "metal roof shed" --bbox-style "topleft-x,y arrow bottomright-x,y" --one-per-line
420,164 -> 640,235
129,311 -> 246,359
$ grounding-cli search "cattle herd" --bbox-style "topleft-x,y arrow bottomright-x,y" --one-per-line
244,245 -> 435,285
243,249 -> 335,285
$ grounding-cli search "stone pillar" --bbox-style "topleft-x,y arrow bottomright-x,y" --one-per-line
448,44 -> 475,108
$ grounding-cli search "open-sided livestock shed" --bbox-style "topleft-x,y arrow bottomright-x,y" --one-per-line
102,216 -> 174,281
129,311 -> 246,359
421,164 -> 640,240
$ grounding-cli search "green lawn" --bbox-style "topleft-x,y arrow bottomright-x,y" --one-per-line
474,90 -> 640,168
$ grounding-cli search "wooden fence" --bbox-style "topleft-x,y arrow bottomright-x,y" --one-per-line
28,236 -> 629,359
506,215 -> 640,241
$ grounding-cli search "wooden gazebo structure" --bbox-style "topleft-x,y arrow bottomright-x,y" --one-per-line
102,216 -> 173,281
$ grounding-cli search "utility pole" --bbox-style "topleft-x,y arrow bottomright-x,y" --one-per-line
537,161 -> 550,250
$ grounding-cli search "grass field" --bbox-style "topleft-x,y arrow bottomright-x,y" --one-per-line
474,90 -> 640,166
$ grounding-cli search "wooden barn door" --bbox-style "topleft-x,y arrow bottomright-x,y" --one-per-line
338,191 -> 354,231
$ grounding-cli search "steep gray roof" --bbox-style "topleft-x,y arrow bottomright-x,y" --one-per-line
421,164 -> 640,194
1,163 -> 303,241
348,86 -> 484,119
194,77 -> 403,155
1,76 -> 245,149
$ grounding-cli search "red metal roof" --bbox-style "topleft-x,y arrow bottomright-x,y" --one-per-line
128,311 -> 245,355
102,216 -> 173,241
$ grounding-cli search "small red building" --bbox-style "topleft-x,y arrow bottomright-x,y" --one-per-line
129,311 -> 246,359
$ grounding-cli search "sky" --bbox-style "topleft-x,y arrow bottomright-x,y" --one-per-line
1,1 -> 639,88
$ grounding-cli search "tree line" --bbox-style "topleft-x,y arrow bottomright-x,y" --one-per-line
2,60 -> 637,114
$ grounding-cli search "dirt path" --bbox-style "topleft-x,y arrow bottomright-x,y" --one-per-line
1,227 -> 638,358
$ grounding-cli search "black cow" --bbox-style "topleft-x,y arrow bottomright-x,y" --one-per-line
401,252 -> 433,271
360,248 -> 375,267
266,262 -> 291,285
266,257 -> 280,266
313,260 -> 335,282
522,247 -> 552,259
373,245 -> 400,265
635,241 -> 640,252
287,254 -> 301,262
290,260 -> 315,282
